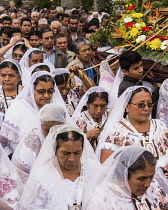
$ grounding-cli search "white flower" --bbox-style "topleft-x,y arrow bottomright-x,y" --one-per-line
124,17 -> 133,23
160,40 -> 168,50
136,35 -> 146,43
135,23 -> 140,27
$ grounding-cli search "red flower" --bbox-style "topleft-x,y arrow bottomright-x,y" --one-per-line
142,26 -> 152,32
150,36 -> 159,41
117,15 -> 122,19
126,5 -> 136,10
125,22 -> 134,28
160,36 -> 168,40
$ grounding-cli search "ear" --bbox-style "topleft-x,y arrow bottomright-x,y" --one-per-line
125,104 -> 130,113
122,69 -> 129,76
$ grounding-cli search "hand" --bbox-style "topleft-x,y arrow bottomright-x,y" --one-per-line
22,37 -> 32,49
10,36 -> 22,46
68,65 -> 80,76
86,128 -> 101,139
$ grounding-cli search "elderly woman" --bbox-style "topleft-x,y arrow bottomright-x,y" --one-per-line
12,103 -> 67,184
72,86 -> 114,150
98,86 -> 168,176
19,125 -> 101,209
0,144 -> 23,210
156,79 -> 168,126
0,71 -> 64,155
0,59 -> 22,126
53,68 -> 95,115
84,146 -> 168,209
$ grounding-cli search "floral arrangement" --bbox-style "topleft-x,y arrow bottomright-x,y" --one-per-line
90,0 -> 168,65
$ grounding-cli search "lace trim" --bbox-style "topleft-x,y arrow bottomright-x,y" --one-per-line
24,128 -> 41,154
0,177 -> 17,197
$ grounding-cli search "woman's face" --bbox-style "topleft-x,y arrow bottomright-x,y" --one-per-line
126,90 -> 153,123
128,164 -> 155,198
87,98 -> 107,121
57,82 -> 69,100
0,67 -> 20,91
12,49 -> 24,62
34,81 -> 54,109
56,140 -> 83,171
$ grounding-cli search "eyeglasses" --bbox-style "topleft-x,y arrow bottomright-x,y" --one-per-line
12,53 -> 23,59
34,88 -> 55,95
129,102 -> 154,108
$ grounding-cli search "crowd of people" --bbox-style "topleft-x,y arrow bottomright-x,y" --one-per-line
0,1 -> 168,209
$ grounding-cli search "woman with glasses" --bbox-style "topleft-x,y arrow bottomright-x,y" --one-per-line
0,71 -> 64,156
97,86 -> 168,176
0,59 -> 22,127
72,86 -> 114,150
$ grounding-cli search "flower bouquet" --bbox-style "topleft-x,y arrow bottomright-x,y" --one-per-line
90,0 -> 168,82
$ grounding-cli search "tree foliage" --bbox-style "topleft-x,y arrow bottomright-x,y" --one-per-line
97,0 -> 113,13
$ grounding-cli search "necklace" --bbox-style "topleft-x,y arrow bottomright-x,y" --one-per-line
2,86 -> 18,109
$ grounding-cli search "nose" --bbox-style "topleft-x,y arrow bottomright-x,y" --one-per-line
143,178 -> 151,188
43,91 -> 49,98
68,154 -> 75,162
4,75 -> 10,81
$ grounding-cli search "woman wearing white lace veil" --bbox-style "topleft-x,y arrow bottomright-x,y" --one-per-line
19,48 -> 55,86
99,53 -> 119,93
0,71 -> 65,155
19,125 -> 101,209
156,79 -> 168,126
12,103 -> 68,184
96,86 -> 168,177
0,143 -> 23,209
72,86 -> 115,150
52,68 -> 92,116
84,146 -> 168,210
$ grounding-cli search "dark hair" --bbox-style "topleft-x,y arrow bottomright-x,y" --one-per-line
108,56 -> 118,66
128,151 -> 156,179
129,87 -> 151,103
2,16 -> 12,23
29,30 -> 40,38
82,20 -> 99,33
69,15 -> 78,23
32,65 -> 50,74
78,17 -> 85,24
55,33 -> 67,41
0,26 -> 11,37
20,17 -> 31,26
0,60 -> 20,75
87,92 -> 109,105
71,10 -> 79,16
119,51 -> 142,71
9,27 -> 22,38
56,130 -> 84,150
61,14 -> 69,21
29,50 -> 43,59
33,74 -> 55,88
56,13 -> 62,20
39,27 -> 53,38
54,73 -> 69,86
13,43 -> 27,53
